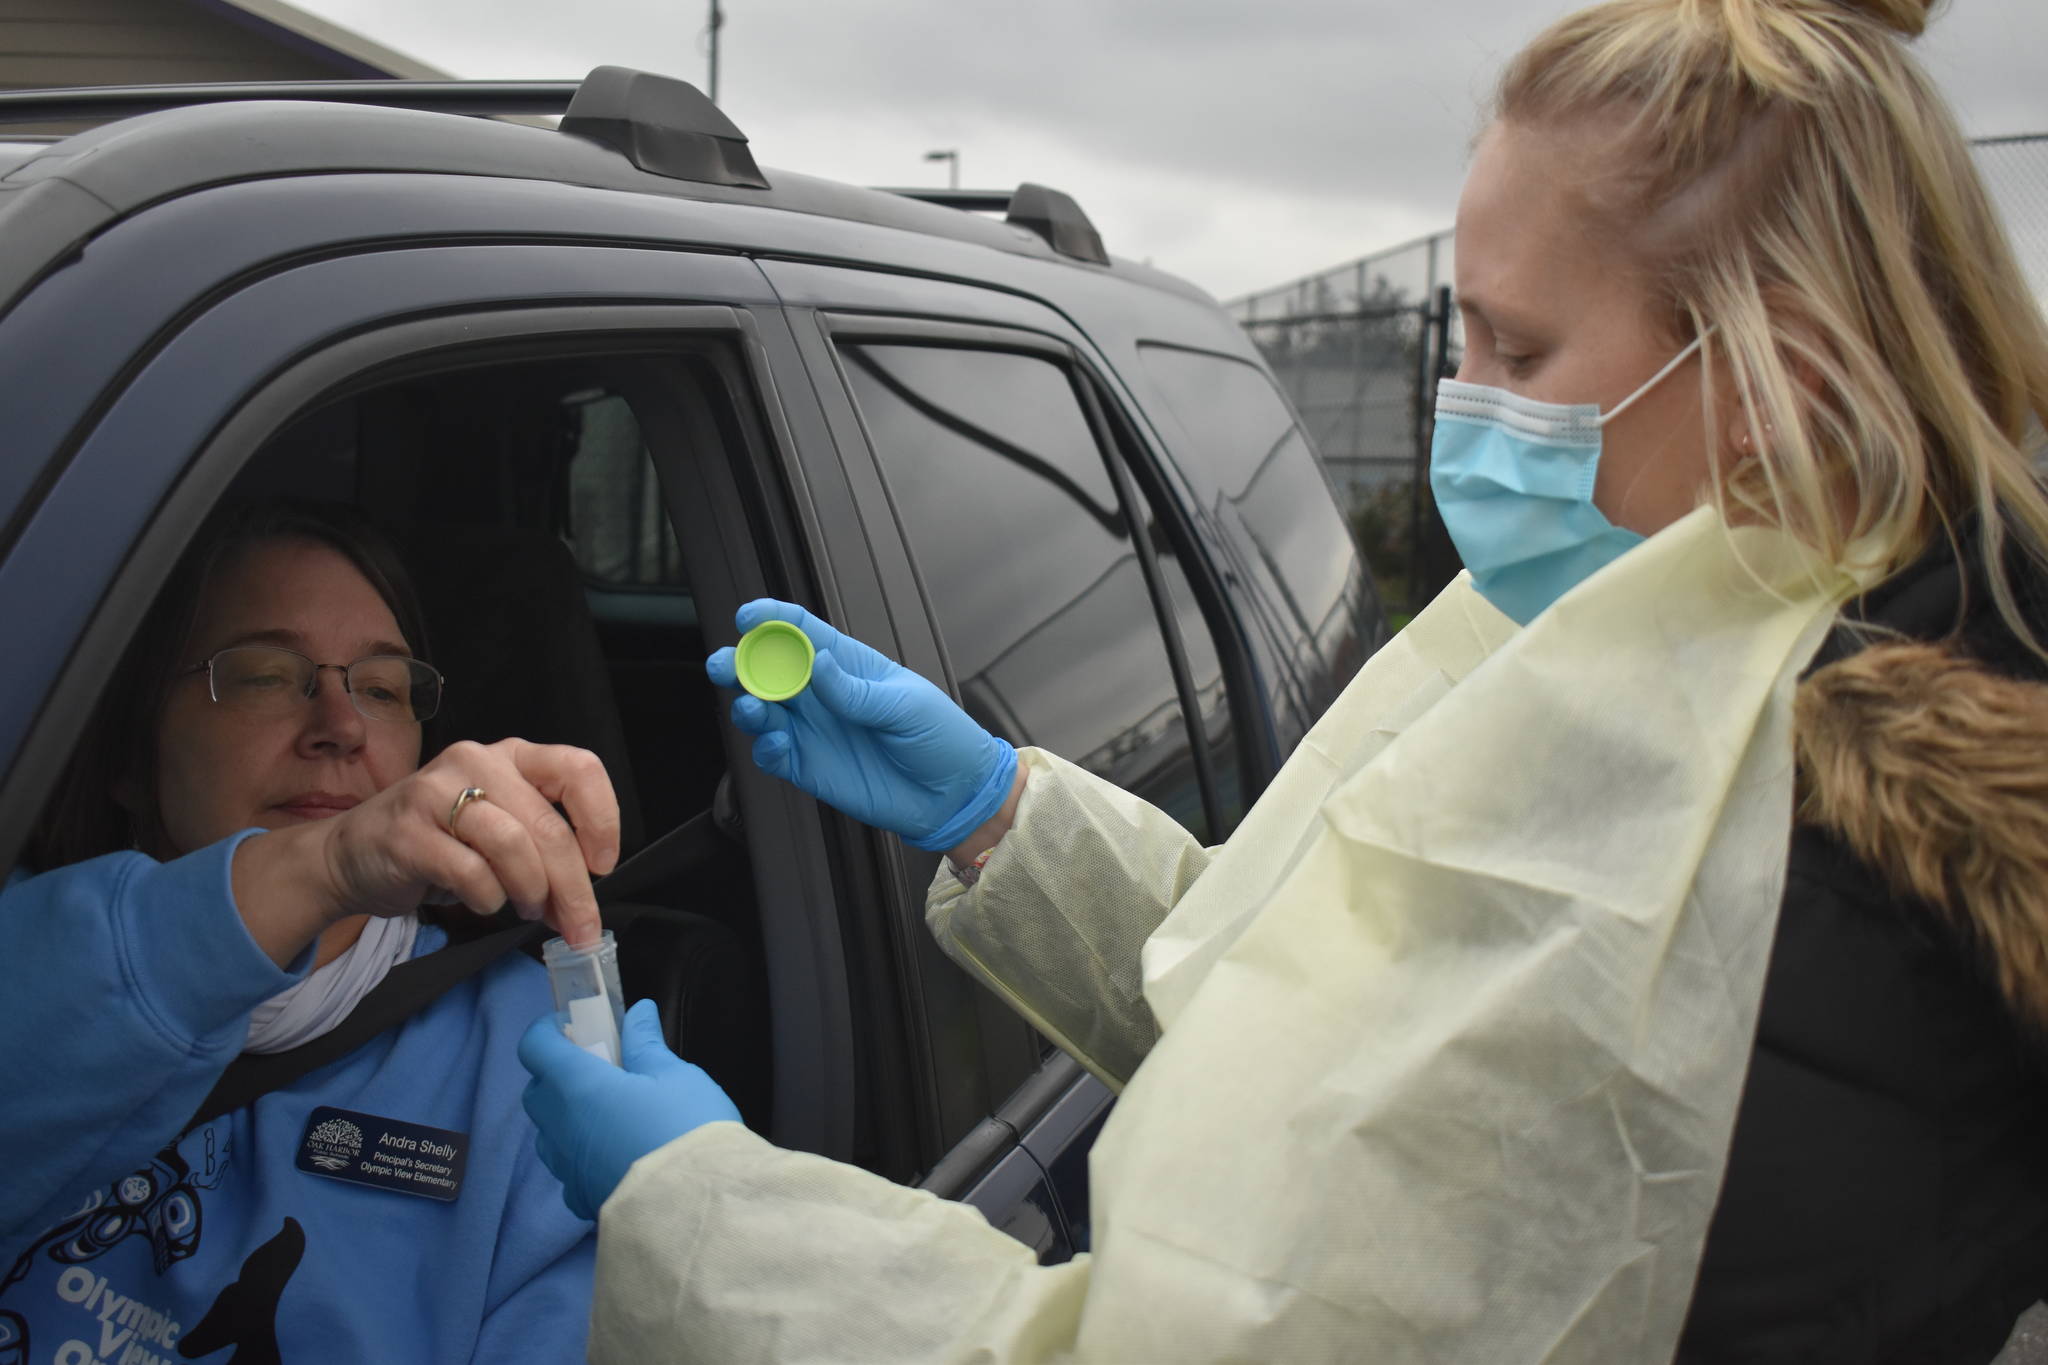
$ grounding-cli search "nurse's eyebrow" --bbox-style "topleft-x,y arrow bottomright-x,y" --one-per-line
1455,290 -> 1545,341
1455,289 -> 1502,324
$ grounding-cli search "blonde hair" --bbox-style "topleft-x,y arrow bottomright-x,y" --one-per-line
1497,0 -> 2048,648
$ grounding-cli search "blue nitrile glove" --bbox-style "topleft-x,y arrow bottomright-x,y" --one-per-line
517,999 -> 741,1220
706,599 -> 1018,852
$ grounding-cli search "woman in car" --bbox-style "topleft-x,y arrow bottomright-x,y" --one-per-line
0,501 -> 617,1362
521,0 -> 2048,1359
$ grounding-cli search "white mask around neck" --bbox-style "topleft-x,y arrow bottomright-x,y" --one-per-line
244,913 -> 420,1054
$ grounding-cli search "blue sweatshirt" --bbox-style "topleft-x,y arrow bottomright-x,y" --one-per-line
0,837 -> 594,1364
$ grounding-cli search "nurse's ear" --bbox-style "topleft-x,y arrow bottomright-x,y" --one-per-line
1714,299 -> 1834,471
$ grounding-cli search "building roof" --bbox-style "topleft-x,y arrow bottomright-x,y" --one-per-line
0,0 -> 446,93
188,0 -> 448,79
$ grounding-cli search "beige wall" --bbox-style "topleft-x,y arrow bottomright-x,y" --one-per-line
1,0 -> 378,89
0,0 -> 444,131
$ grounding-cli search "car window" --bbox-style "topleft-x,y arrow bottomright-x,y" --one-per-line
840,342 -> 1210,838
1136,343 -> 1366,673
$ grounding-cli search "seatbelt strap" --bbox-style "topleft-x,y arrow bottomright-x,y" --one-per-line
182,807 -> 727,1133
184,919 -> 545,1133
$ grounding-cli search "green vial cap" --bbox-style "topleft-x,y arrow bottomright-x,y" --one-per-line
734,620 -> 815,701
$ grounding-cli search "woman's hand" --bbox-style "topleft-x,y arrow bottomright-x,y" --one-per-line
707,599 -> 1017,853
235,739 -> 619,959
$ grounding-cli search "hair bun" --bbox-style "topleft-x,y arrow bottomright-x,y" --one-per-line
1828,0 -> 1937,39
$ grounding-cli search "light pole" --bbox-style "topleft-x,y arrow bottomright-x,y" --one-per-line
706,0 -> 724,103
924,148 -> 959,191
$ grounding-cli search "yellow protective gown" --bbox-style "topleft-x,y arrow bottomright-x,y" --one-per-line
588,508 -> 1854,1365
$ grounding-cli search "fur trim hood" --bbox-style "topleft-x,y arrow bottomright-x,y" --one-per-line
1796,638 -> 2048,1036
1793,516 -> 2048,1040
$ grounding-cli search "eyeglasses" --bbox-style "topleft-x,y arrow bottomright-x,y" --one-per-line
180,646 -> 444,724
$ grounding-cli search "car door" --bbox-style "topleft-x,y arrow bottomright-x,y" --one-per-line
764,258 -> 1273,1259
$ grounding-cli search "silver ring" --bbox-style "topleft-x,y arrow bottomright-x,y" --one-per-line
447,786 -> 487,836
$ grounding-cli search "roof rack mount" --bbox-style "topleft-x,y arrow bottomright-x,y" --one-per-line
881,182 -> 1109,266
559,66 -> 766,190
1006,183 -> 1108,266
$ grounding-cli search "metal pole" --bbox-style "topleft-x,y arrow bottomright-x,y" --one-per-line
708,0 -> 723,103
1409,282 -> 1456,610
1405,295 -> 1433,615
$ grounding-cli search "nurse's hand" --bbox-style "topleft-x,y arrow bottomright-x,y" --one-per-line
517,999 -> 741,1220
707,599 -> 1017,852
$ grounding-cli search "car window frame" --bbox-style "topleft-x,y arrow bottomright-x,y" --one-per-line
1071,360 -> 1287,809
819,317 -> 1227,831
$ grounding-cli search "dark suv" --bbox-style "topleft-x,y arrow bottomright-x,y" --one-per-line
0,67 -> 1383,1262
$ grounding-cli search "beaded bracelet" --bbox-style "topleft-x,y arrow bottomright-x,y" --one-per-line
951,845 -> 997,887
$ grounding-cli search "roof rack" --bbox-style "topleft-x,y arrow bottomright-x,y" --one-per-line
881,182 -> 1110,266
0,68 -> 769,193
878,189 -> 1015,213
0,71 -> 1121,266
0,80 -> 580,125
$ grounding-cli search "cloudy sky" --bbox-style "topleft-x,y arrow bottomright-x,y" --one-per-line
287,0 -> 2048,303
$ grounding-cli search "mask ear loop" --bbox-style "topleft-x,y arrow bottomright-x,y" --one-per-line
1596,326 -> 1716,427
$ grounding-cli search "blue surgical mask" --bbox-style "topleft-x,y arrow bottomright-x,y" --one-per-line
1428,332 -> 1710,625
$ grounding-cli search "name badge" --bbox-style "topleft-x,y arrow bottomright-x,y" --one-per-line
297,1106 -> 468,1202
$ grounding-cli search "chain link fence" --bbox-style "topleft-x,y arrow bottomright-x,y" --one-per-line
1228,232 -> 1460,616
1976,134 -> 2048,316
1234,133 -> 2048,618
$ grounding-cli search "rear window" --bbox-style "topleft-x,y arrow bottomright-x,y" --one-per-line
1136,343 -> 1373,698
840,341 -> 1212,837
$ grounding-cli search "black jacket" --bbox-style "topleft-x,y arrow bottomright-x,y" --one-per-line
1679,530 -> 2048,1362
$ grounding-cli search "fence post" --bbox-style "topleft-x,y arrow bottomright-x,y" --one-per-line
1405,294 -> 1435,614
1403,284 -> 1458,614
